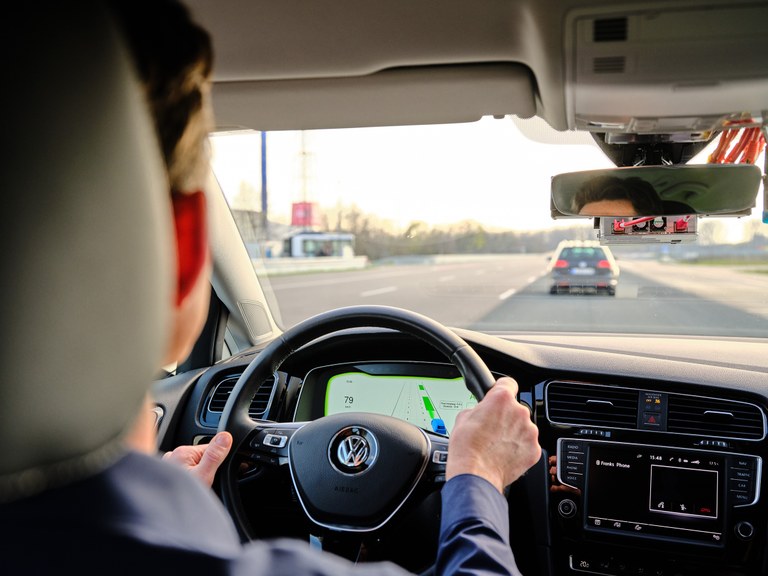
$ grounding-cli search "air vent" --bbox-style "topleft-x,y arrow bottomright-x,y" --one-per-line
208,376 -> 239,412
593,17 -> 627,42
547,382 -> 639,428
593,56 -> 626,74
667,395 -> 765,440
249,377 -> 276,419
208,374 -> 276,420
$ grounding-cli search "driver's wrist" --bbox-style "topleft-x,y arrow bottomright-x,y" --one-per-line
446,465 -> 504,494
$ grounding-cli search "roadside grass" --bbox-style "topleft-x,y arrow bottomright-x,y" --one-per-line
681,258 -> 768,265
678,258 -> 768,274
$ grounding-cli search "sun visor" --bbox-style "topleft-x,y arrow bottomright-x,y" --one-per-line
212,64 -> 536,131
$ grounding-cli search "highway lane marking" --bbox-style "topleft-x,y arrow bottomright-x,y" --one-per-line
498,273 -> 546,300
272,269 -> 417,290
272,264 -> 484,290
498,288 -> 517,300
360,286 -> 398,297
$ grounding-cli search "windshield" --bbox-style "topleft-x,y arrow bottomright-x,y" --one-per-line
209,116 -> 768,339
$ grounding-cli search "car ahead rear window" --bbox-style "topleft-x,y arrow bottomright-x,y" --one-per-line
560,247 -> 605,260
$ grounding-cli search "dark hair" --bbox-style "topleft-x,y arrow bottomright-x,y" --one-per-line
573,175 -> 664,216
108,0 -> 214,190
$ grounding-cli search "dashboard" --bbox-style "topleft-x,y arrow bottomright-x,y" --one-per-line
153,329 -> 768,575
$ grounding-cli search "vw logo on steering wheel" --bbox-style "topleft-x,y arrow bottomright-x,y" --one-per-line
329,426 -> 378,474
338,435 -> 369,467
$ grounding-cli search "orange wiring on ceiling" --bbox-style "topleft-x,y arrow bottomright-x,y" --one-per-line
708,125 -> 766,164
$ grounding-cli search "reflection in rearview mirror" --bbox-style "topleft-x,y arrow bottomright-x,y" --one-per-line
551,164 -> 762,217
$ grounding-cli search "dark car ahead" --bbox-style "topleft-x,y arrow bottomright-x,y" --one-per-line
548,240 -> 619,295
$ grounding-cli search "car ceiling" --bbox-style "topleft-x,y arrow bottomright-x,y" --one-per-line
186,0 -> 768,135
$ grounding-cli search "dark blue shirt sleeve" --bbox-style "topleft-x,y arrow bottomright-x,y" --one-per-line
436,474 -> 523,576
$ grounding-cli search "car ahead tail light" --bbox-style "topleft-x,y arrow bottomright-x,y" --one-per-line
597,260 -> 612,269
554,259 -> 569,268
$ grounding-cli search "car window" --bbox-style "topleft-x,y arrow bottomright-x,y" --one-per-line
210,117 -> 767,339
558,248 -> 605,260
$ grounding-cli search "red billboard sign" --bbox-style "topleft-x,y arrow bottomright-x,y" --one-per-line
291,202 -> 318,227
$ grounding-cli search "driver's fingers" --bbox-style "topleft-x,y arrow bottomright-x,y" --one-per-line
194,431 -> 233,485
489,376 -> 519,397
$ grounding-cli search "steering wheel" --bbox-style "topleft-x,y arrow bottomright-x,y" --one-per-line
217,305 -> 496,540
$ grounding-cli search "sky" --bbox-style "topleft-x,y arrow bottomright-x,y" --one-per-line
210,116 -> 765,239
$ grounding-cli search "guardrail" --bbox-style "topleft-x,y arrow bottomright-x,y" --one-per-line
253,253 -> 541,275
253,256 -> 369,276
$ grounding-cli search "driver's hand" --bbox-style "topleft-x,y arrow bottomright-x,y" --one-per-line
162,431 -> 233,488
446,377 -> 541,493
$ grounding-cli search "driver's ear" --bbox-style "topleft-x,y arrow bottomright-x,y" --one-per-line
171,190 -> 208,306
163,190 -> 211,366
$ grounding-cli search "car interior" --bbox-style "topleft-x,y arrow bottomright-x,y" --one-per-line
5,1 -> 768,575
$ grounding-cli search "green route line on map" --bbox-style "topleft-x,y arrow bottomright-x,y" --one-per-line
419,384 -> 438,420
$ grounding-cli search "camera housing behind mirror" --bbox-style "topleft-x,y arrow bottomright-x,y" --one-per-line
598,215 -> 698,245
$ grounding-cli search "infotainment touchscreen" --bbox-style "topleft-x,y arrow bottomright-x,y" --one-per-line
584,443 -> 725,545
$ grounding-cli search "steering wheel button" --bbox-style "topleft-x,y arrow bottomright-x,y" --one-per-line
251,452 -> 278,465
264,433 -> 287,448
432,450 -> 449,464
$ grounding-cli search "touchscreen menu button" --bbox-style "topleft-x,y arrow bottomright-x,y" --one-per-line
733,457 -> 755,469
728,456 -> 758,507
560,439 -> 586,489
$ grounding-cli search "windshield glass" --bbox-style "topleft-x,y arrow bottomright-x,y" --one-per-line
210,116 -> 768,338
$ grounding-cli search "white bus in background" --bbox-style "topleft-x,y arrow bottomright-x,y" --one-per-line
283,232 -> 356,258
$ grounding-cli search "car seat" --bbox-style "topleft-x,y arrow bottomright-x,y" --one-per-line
0,2 -> 173,502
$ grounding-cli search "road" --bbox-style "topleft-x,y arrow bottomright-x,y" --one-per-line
264,255 -> 768,338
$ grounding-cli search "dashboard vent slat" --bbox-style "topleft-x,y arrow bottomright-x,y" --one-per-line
593,56 -> 626,74
667,395 -> 765,440
249,378 -> 276,419
208,376 -> 238,412
547,382 -> 639,429
208,374 -> 276,420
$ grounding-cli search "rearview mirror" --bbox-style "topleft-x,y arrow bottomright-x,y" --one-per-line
551,164 -> 762,217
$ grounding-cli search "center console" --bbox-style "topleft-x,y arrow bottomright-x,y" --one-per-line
554,438 -> 763,575
538,378 -> 768,575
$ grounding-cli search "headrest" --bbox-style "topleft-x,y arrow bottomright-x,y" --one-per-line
0,4 -> 173,501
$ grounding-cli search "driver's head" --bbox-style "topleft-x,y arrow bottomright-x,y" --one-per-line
110,0 -> 215,366
574,175 -> 664,216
